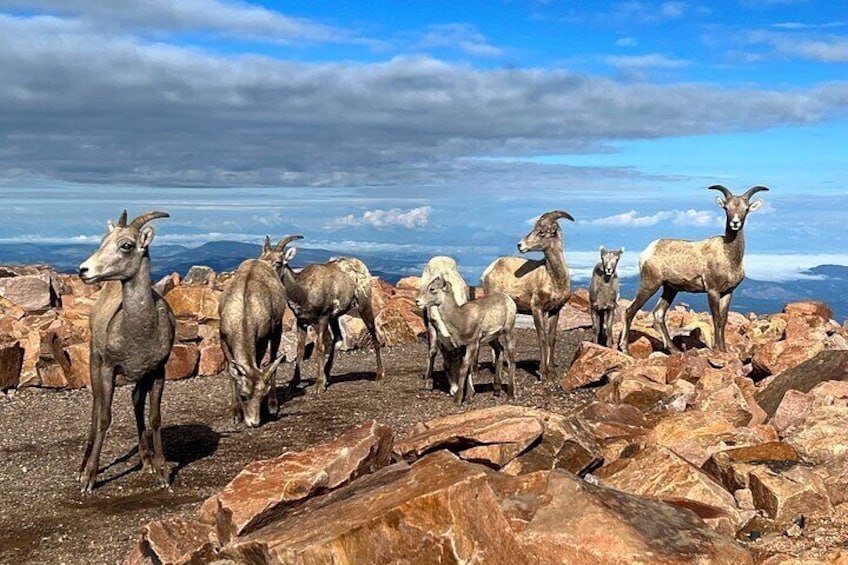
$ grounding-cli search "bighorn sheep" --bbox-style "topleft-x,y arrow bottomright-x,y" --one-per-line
420,256 -> 469,394
619,185 -> 768,354
261,236 -> 384,394
417,276 -> 517,404
218,237 -> 288,428
481,210 -> 574,380
77,210 -> 175,493
590,247 -> 624,348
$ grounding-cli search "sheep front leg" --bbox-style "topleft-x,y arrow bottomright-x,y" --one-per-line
79,362 -> 115,494
604,308 -> 616,348
531,307 -> 547,381
132,377 -> 154,471
490,339 -> 504,398
503,330 -> 517,400
290,323 -> 307,391
715,292 -> 733,353
147,368 -> 169,488
229,377 -> 244,425
591,308 -> 601,345
314,318 -> 330,394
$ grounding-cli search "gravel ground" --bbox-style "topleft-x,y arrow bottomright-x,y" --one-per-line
0,328 -> 594,565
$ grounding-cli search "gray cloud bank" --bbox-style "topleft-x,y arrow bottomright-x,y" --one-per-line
1,3 -> 847,189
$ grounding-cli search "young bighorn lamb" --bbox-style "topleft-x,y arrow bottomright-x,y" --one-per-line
417,276 -> 517,405
619,185 -> 768,354
420,256 -> 469,394
261,236 -> 384,394
218,237 -> 288,428
481,210 -> 574,380
590,246 -> 623,348
77,210 -> 175,493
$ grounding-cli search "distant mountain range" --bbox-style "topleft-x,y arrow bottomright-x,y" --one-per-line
1,241 -> 846,321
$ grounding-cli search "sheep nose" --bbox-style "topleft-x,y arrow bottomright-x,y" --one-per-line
79,266 -> 89,277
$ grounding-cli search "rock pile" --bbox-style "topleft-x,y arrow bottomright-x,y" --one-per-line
0,265 -> 427,392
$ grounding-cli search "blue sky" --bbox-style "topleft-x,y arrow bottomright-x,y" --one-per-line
0,0 -> 846,282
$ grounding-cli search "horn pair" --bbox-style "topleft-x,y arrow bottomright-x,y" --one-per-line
708,185 -> 769,200
115,210 -> 170,229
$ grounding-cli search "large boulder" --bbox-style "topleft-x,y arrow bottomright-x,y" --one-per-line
784,301 -> 833,322
755,351 -> 848,417
561,341 -> 633,391
393,406 -> 544,469
164,344 -> 199,381
126,518 -> 218,565
748,464 -> 833,526
199,420 -> 393,543
0,268 -> 61,312
0,339 -> 24,390
164,286 -> 220,322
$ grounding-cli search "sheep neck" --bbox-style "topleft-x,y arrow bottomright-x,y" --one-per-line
120,254 -> 158,331
281,266 -> 309,309
436,291 -> 471,341
542,238 -> 570,290
723,222 -> 745,265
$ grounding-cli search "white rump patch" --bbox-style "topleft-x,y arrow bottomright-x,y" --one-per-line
638,240 -> 659,271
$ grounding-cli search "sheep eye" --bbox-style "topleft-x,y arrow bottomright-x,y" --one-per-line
119,241 -> 135,251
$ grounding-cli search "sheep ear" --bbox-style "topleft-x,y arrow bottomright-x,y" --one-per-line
284,247 -> 298,263
715,196 -> 726,209
619,247 -> 625,254
599,245 -> 606,254
138,226 -> 155,250
263,236 -> 272,253
229,362 -> 249,378
107,220 -> 115,233
749,200 -> 764,211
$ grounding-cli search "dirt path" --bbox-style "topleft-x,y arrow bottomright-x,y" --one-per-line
0,328 -> 591,564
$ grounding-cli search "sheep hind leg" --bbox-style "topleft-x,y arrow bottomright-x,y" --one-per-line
619,283 -> 661,354
132,378 -> 154,471
490,339 -> 504,398
652,284 -> 679,352
147,368 -> 169,488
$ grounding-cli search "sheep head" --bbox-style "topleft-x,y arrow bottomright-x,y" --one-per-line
599,246 -> 624,278
259,234 -> 303,276
416,275 -> 452,309
229,355 -> 285,428
518,210 -> 574,253
79,210 -> 169,284
710,185 -> 768,232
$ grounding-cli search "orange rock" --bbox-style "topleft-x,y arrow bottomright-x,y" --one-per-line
198,345 -> 225,377
375,305 -> 418,346
165,344 -> 199,381
784,300 -> 833,322
749,464 -> 832,525
395,276 -> 421,291
560,341 -> 633,391
129,518 -> 218,565
165,286 -> 220,321
0,340 -> 24,390
701,442 -> 802,492
752,339 -> 825,377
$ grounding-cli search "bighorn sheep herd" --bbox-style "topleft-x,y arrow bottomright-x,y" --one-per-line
76,185 -> 767,491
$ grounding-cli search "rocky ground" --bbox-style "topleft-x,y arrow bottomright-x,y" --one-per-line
0,328 -> 592,565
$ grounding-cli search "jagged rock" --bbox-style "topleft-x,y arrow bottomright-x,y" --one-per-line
0,340 -> 24,390
374,304 -> 419,346
596,445 -> 742,535
198,345 -> 225,377
647,411 -> 774,467
784,300 -> 833,322
182,265 -> 216,286
557,303 -> 593,331
165,286 -> 220,322
702,442 -> 802,492
199,420 -> 393,543
395,276 -> 421,291
756,351 -> 848,417
567,286 -> 591,312
393,406 -> 543,468
627,335 -> 656,359
174,317 -> 199,343
695,381 -> 753,427
165,344 -> 199,381
752,339 -> 825,378
64,342 -> 91,388
772,389 -> 819,434
783,404 -> 848,465
597,372 -> 673,410
218,451 -> 527,563
0,269 -> 60,312
500,411 -> 603,476
749,464 -> 833,525
560,341 -> 633,391
502,468 -> 752,564
338,315 -> 372,351
126,518 -> 218,565
153,272 -> 180,296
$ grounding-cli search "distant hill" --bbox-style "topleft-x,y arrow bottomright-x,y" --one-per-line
2,242 -> 846,321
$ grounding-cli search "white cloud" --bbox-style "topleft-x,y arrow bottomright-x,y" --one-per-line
605,53 -> 691,70
331,206 -> 433,229
420,23 -> 502,58
745,30 -> 848,63
587,209 -> 718,227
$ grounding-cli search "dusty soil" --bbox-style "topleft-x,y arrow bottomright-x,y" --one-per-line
0,328 -> 595,565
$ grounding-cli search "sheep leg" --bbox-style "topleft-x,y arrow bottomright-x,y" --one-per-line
707,290 -> 730,352
266,323 -> 282,417
547,310 -> 560,369
715,292 -> 733,353
604,308 -> 616,348
221,340 -> 243,424
531,307 -> 547,381
503,330 -> 517,400
491,339 -> 504,397
148,368 -> 169,488
591,308 -> 602,345
314,318 -> 330,394
466,341 -> 480,404
79,353 -> 103,486
132,377 -> 154,471
325,316 -> 343,380
619,283 -> 661,354
290,322 -> 307,391
358,296 -> 385,381
423,313 -> 437,383
79,363 -> 115,493
652,284 -> 679,352
445,345 -> 463,395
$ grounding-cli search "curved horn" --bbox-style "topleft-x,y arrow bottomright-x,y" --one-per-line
274,234 -> 304,252
742,185 -> 770,200
542,210 -> 575,223
117,210 -> 128,227
129,211 -> 170,229
707,185 -> 733,199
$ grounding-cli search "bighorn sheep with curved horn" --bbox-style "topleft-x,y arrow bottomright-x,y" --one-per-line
260,235 -> 385,394
77,210 -> 175,493
481,210 -> 575,380
218,236 -> 288,428
619,185 -> 769,354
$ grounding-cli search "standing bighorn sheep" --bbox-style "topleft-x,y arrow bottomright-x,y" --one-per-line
619,185 -> 768,354
218,236 -> 288,428
590,246 -> 623,348
417,276 -> 517,404
77,210 -> 175,493
261,236 -> 384,394
481,210 -> 574,380
420,256 -> 469,395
